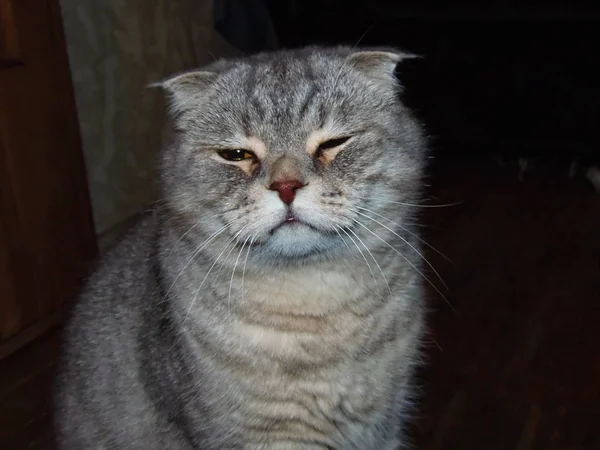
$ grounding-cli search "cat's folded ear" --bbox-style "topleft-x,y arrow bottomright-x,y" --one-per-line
148,70 -> 219,114
346,48 -> 422,83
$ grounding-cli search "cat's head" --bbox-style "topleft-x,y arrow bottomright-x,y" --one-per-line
156,47 -> 427,265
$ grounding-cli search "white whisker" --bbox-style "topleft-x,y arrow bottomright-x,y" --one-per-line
329,225 -> 353,254
357,197 -> 463,208
346,225 -> 391,295
350,208 -> 449,290
350,218 -> 453,310
337,226 -> 379,292
355,205 -> 454,265
183,226 -> 248,326
164,221 -> 200,261
229,236 -> 251,320
163,222 -> 235,302
240,236 -> 255,302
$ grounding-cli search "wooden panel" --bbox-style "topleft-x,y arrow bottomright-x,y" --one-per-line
0,327 -> 61,449
0,216 -> 19,339
0,0 -> 97,354
0,0 -> 22,68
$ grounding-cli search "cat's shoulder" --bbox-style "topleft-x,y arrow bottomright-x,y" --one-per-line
60,213 -> 159,357
102,212 -> 158,266
79,212 -> 159,307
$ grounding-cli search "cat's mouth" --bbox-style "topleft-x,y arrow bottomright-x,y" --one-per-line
270,212 -> 314,234
285,213 -> 298,224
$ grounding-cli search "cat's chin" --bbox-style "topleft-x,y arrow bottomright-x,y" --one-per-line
269,216 -> 316,234
262,223 -> 336,260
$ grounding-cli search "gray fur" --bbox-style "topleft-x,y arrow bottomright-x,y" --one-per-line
54,46 -> 428,450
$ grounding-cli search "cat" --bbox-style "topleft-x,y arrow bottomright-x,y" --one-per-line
54,46 -> 429,450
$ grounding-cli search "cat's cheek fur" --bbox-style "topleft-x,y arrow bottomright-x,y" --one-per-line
293,184 -> 352,230
225,187 -> 285,238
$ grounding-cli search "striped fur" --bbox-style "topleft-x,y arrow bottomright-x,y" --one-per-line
55,46 -> 428,449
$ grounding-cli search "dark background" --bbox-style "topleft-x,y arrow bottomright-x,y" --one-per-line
217,0 -> 600,169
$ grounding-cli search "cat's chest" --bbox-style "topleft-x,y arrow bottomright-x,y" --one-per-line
231,269 -> 381,364
184,267 -> 406,448
221,325 -> 398,449
240,267 -> 369,314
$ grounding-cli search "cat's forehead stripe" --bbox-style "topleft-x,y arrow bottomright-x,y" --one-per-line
298,84 -> 319,121
239,60 -> 324,128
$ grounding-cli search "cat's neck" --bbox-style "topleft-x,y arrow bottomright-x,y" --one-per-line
163,246 -> 384,321
237,260 -> 381,316
169,256 -> 397,371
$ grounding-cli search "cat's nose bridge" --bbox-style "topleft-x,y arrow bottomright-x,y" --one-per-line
268,155 -> 305,185
268,155 -> 307,204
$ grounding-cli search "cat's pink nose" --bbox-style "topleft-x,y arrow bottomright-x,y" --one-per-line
269,180 -> 305,204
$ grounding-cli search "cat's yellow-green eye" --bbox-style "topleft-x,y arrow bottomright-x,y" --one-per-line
217,149 -> 256,162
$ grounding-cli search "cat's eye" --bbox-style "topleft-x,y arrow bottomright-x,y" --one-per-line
217,149 -> 256,162
315,136 -> 351,157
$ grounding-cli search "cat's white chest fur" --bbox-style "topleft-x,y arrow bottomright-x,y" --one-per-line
182,260 -> 412,448
242,265 -> 367,314
221,266 -> 403,447
233,266 -> 377,362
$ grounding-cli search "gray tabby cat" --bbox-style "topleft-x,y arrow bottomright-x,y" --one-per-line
54,46 -> 428,450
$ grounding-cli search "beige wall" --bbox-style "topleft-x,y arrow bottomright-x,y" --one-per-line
60,0 -> 238,237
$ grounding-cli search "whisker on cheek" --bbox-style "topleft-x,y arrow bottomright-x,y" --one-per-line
354,205 -> 455,265
350,217 -> 455,313
183,224 -> 250,326
163,221 -> 237,302
228,236 -> 251,320
349,208 -> 449,291
355,196 -> 464,208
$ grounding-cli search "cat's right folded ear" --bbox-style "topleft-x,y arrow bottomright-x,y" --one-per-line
148,70 -> 219,114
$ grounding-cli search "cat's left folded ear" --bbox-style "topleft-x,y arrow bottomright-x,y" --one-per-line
346,48 -> 423,83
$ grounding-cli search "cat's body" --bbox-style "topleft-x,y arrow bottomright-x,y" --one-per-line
55,47 -> 428,449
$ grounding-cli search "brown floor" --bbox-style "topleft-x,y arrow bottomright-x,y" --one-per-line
1,158 -> 599,449
413,158 -> 600,449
